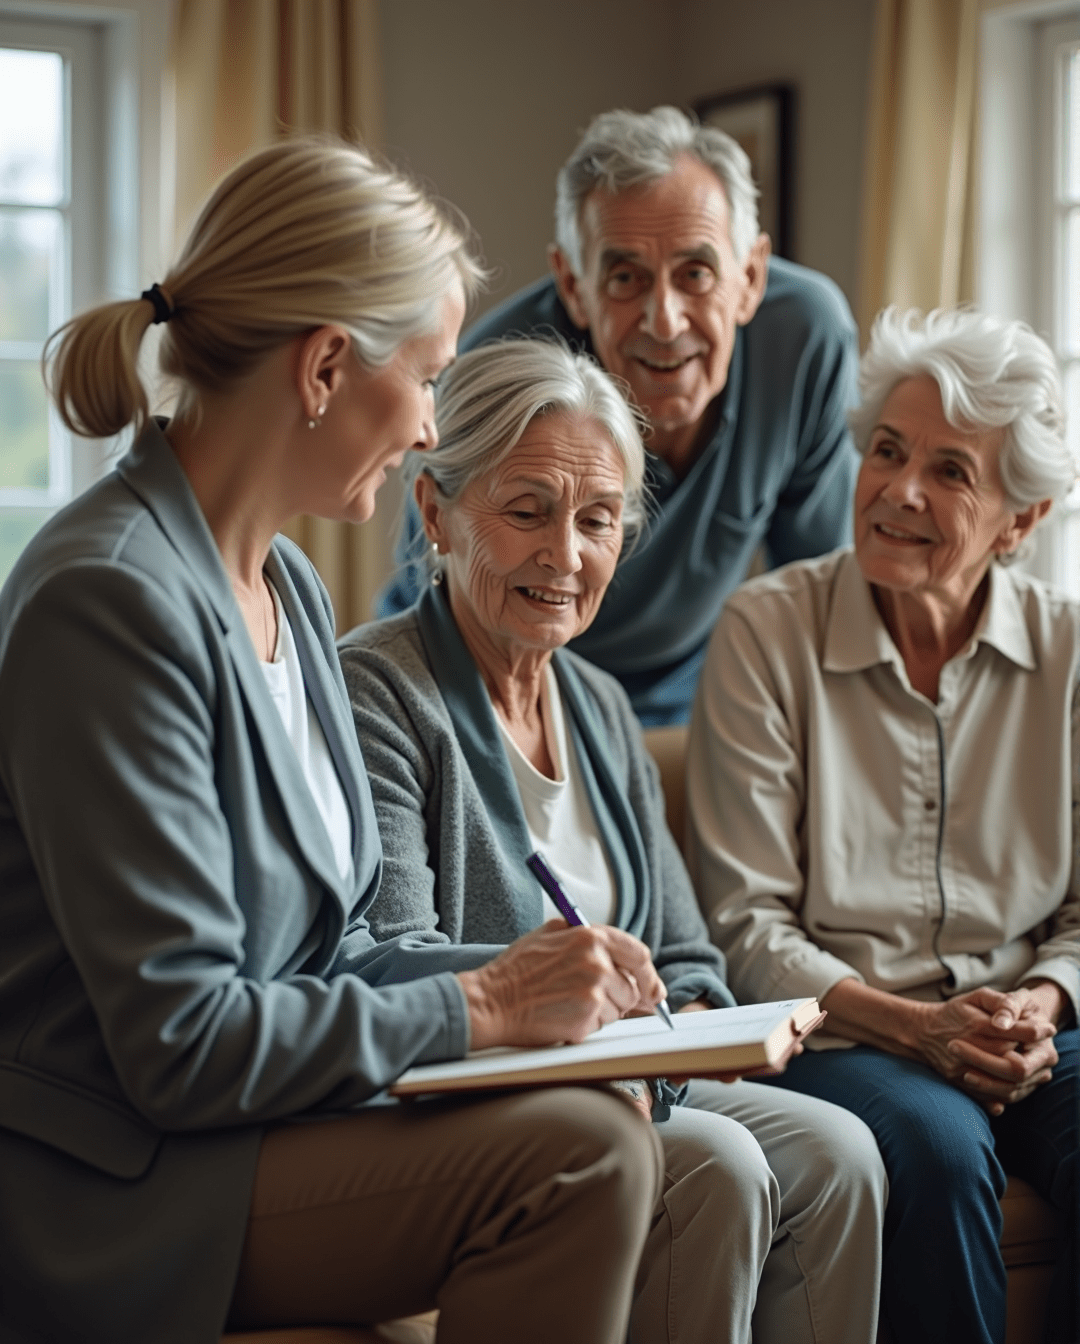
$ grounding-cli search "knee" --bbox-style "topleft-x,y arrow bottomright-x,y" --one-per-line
682,1149 -> 777,1240
530,1089 -> 663,1232
881,1099 -> 997,1207
664,1111 -> 779,1230
597,1094 -> 666,1212
805,1106 -> 888,1208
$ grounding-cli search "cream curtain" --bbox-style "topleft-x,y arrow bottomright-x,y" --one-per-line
169,0 -> 391,630
857,0 -> 980,339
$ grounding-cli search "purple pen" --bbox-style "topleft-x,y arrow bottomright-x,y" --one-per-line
526,850 -> 675,1030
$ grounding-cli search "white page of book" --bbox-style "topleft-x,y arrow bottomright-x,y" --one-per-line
394,999 -> 814,1089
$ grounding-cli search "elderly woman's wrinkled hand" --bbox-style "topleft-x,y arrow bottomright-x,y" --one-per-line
458,920 -> 666,1051
914,987 -> 1059,1115
947,986 -> 1061,1114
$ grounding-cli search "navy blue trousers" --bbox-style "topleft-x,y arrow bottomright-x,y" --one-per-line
762,1029 -> 1078,1344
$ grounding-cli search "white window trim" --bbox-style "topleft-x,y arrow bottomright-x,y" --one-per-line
0,16 -> 86,507
0,2 -> 142,512
979,1 -> 1080,596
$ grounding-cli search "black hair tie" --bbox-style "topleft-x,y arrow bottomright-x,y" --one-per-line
140,283 -> 175,325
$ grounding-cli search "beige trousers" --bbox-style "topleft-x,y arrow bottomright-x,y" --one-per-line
230,1081 -> 885,1344
227,1087 -> 663,1344
633,1080 -> 887,1344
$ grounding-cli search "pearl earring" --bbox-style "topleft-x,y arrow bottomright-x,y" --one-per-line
431,541 -> 444,585
307,405 -> 326,430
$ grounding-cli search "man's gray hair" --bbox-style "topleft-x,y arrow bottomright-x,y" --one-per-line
849,308 -> 1074,535
405,338 -> 648,566
554,106 -> 760,275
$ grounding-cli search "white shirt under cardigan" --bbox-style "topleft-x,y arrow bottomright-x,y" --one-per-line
495,663 -> 617,926
686,548 -> 1080,1047
261,582 -> 354,884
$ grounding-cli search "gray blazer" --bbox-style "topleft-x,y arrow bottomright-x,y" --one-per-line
0,425 -> 497,1344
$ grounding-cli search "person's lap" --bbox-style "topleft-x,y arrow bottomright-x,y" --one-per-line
682,1078 -> 886,1344
763,1029 -> 1078,1344
229,1079 -> 885,1344
227,1086 -> 662,1344
633,1099 -> 778,1344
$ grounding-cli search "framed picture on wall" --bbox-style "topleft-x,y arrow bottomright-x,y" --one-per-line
692,84 -> 795,259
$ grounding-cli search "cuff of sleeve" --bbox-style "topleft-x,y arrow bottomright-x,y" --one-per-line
1017,960 -> 1080,1025
650,1076 -> 686,1121
415,972 -> 472,1064
763,948 -> 864,1006
666,974 -> 737,1012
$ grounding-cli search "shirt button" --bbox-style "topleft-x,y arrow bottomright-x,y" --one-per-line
924,799 -> 937,812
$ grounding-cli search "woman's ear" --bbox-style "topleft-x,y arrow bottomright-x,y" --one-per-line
295,325 -> 353,422
414,472 -> 449,552
993,497 -> 1053,556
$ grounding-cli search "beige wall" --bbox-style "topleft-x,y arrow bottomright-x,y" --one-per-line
378,0 -> 678,314
672,0 -> 876,314
379,0 -> 876,317
10,0 -> 877,316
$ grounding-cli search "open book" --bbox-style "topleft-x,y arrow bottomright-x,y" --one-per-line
390,998 -> 823,1097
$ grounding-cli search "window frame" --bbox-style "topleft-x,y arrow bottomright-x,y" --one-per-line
1042,17 -> 1080,360
978,4 -> 1080,598
0,4 -> 139,581
1036,13 -> 1080,596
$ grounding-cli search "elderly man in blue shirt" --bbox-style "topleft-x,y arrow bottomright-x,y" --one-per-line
378,104 -> 860,725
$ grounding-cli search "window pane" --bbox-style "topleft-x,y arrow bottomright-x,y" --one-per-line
1065,209 -> 1080,356
0,208 -> 59,341
0,48 -> 63,206
0,364 -> 49,490
1068,46 -> 1080,199
0,507 -> 51,587
1064,362 -> 1080,472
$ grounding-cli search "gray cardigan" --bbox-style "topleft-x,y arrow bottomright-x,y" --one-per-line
338,585 -> 734,1011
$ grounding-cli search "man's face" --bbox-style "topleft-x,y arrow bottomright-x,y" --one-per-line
552,154 -> 768,463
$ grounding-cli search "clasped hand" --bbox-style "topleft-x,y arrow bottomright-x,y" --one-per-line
458,919 -> 666,1053
914,985 -> 1060,1116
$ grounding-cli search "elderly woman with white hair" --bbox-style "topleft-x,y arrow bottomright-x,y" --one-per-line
687,307 -> 1080,1344
339,337 -> 888,1344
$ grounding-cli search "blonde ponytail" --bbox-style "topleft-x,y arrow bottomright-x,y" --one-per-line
44,298 -> 157,439
43,138 -> 485,439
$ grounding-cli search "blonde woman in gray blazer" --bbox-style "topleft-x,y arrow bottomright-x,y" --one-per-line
0,141 -> 669,1344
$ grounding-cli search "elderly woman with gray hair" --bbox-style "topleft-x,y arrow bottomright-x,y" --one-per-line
339,338 -> 887,1344
687,307 -> 1080,1344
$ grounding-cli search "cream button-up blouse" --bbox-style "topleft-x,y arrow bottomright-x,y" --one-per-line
686,549 -> 1080,1047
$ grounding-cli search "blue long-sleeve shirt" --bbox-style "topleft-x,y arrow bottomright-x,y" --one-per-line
378,256 -> 860,726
